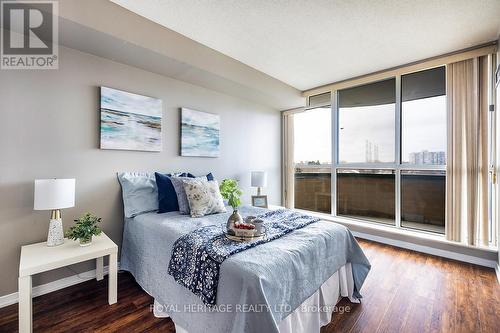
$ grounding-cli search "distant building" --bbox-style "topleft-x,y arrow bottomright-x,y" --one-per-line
365,140 -> 372,163
365,140 -> 380,163
295,162 -> 331,174
409,150 -> 446,165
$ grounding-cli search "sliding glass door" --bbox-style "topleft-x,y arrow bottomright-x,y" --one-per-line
399,67 -> 446,233
293,107 -> 331,213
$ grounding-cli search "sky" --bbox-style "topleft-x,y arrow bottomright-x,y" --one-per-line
101,86 -> 162,117
293,96 -> 446,164
294,107 -> 331,163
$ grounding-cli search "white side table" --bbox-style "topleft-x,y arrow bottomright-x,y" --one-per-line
18,232 -> 118,333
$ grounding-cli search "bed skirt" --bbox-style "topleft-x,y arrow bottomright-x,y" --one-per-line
154,263 -> 358,333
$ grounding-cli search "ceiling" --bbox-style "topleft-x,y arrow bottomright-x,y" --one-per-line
110,0 -> 500,91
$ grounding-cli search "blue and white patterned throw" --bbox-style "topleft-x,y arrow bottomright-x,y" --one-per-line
167,209 -> 320,306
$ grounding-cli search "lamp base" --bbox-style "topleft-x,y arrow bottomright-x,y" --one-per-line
47,215 -> 64,247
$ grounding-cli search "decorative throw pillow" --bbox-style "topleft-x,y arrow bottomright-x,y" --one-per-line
155,172 -> 193,213
183,179 -> 226,218
170,176 -> 200,214
171,173 -> 216,215
117,172 -> 158,218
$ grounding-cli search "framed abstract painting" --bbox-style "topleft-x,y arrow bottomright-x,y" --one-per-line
181,108 -> 220,157
100,86 -> 162,151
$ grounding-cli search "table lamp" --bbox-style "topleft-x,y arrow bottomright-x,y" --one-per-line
251,171 -> 267,195
34,179 -> 75,247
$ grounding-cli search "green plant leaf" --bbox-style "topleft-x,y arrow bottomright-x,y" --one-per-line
219,179 -> 243,210
65,212 -> 102,241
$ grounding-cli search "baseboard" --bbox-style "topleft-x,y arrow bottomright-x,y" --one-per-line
352,230 -> 497,269
0,263 -> 118,309
495,264 -> 500,284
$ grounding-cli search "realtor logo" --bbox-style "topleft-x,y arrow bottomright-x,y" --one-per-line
1,0 -> 58,69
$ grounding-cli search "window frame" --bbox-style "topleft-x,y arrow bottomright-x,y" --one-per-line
289,45 -> 498,245
290,66 -> 449,234
330,68 -> 447,233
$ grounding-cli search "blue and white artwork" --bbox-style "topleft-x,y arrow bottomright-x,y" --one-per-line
100,86 -> 162,151
181,108 -> 220,157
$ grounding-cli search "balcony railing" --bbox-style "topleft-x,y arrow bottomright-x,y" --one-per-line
294,172 -> 331,214
294,169 -> 445,233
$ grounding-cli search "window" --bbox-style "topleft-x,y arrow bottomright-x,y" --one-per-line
293,107 -> 331,213
401,67 -> 446,165
399,67 -> 447,233
287,66 -> 449,234
338,79 -> 396,163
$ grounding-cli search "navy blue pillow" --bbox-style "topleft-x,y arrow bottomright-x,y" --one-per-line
155,172 -> 215,214
186,172 -> 214,180
155,172 -> 190,213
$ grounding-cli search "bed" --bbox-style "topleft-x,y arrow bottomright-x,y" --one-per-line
120,205 -> 370,333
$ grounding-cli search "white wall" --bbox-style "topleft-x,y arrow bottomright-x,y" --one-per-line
0,46 -> 281,295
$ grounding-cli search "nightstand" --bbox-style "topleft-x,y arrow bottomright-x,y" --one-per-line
18,232 -> 118,333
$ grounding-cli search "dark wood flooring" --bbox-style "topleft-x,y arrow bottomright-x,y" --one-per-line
0,239 -> 498,333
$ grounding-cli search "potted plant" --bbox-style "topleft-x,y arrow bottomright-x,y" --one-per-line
219,179 -> 243,234
66,213 -> 102,246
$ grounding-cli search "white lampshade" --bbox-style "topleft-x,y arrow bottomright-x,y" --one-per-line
34,179 -> 75,210
251,171 -> 268,188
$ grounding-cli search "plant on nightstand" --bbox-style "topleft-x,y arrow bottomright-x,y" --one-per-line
66,213 -> 102,247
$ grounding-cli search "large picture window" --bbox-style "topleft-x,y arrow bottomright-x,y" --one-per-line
289,66 -> 448,234
401,67 -> 447,165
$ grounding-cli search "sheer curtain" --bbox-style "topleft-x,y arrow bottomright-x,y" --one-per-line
282,113 -> 295,208
446,56 -> 489,246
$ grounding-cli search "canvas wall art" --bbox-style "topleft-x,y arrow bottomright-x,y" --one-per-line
100,86 -> 162,151
181,108 -> 220,157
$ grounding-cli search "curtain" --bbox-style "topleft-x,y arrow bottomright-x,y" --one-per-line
282,113 -> 295,208
446,56 -> 489,246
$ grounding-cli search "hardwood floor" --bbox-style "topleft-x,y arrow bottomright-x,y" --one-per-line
0,239 -> 498,333
324,240 -> 499,333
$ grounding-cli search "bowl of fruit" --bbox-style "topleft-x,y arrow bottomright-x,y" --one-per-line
233,221 -> 256,237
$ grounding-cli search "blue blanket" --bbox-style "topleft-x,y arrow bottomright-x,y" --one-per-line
120,206 -> 371,333
168,209 -> 320,305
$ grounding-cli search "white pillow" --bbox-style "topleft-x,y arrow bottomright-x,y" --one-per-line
117,172 -> 158,218
183,179 -> 227,218
170,176 -> 205,215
